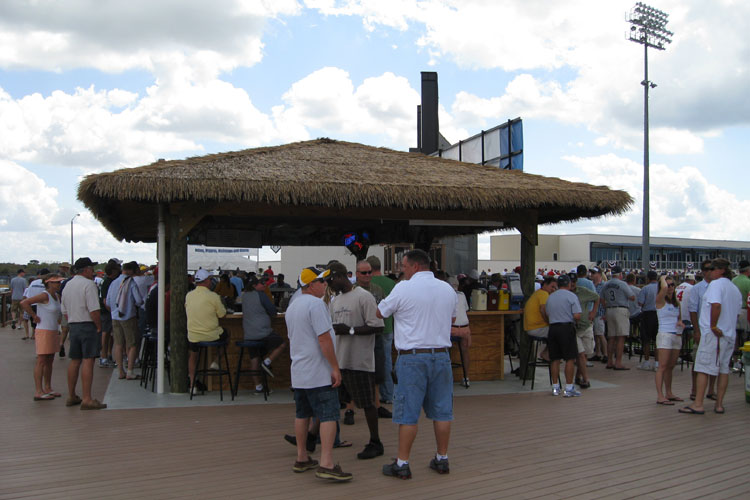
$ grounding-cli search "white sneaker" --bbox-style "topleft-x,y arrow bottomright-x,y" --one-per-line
552,386 -> 561,396
652,361 -> 659,371
462,378 -> 470,388
585,361 -> 594,367
637,360 -> 650,370
564,388 -> 582,397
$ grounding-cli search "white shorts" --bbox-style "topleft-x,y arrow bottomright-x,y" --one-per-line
656,332 -> 682,350
593,317 -> 605,336
576,326 -> 594,356
526,326 -> 549,339
693,334 -> 734,376
606,307 -> 630,337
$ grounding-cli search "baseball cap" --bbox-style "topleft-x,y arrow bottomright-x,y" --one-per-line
74,257 -> 98,269
195,269 -> 211,282
327,262 -> 348,277
567,272 -> 578,282
590,266 -> 602,274
685,273 -> 696,280
557,274 -> 571,287
298,267 -> 330,286
43,274 -> 65,284
611,265 -> 622,274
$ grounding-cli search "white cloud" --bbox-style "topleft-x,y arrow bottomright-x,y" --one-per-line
554,153 -> 750,241
0,0 -> 301,77
309,1 -> 750,152
0,161 -> 157,264
274,68 -> 420,147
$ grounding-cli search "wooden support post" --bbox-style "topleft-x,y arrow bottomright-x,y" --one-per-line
169,212 -> 189,393
513,211 -> 538,381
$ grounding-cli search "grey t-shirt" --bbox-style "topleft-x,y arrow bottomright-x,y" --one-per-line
10,276 -> 27,301
638,282 -> 657,312
330,286 -> 384,372
600,278 -> 635,308
545,289 -> 582,324
628,285 -> 642,317
286,293 -> 335,389
241,290 -> 276,340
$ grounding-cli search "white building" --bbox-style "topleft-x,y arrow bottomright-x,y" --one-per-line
258,245 -> 386,281
479,233 -> 750,273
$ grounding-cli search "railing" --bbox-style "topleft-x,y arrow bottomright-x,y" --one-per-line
1,291 -> 11,327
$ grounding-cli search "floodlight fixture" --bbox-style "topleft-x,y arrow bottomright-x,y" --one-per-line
626,2 -> 673,271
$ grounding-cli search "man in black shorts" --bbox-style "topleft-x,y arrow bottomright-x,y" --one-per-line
545,274 -> 582,397
327,262 -> 385,460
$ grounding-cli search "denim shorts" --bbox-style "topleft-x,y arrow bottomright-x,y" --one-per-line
393,351 -> 453,425
294,385 -> 340,422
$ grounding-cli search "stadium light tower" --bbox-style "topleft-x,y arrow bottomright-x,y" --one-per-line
627,2 -> 672,272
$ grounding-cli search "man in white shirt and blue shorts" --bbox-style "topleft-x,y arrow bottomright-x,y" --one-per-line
377,249 -> 457,479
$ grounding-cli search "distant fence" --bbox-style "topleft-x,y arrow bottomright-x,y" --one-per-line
1,291 -> 10,327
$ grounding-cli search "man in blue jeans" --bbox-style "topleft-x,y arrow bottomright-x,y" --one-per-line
377,249 -> 457,479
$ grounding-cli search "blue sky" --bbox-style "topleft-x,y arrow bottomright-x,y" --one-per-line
1,0 -> 748,265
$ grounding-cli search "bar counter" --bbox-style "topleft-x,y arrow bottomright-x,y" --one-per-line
217,309 -> 520,391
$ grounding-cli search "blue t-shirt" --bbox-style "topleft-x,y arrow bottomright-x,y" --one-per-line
638,282 -> 658,312
545,289 -> 582,324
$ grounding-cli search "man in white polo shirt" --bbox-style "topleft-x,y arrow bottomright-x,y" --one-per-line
377,249 -> 457,479
60,257 -> 106,410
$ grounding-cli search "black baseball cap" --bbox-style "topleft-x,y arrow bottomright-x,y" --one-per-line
557,274 -> 571,287
74,257 -> 98,270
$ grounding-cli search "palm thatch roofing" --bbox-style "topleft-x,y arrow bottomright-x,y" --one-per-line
78,138 -> 633,246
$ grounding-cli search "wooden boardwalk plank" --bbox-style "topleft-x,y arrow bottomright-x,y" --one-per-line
1,326 -> 749,500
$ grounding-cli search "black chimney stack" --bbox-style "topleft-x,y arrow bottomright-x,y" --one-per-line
420,72 -> 439,155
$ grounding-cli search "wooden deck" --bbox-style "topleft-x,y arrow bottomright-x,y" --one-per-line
2,323 -> 749,500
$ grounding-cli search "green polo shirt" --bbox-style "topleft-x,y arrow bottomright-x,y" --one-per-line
732,273 -> 750,309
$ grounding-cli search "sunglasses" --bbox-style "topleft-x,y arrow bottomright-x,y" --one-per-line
357,270 -> 372,275
667,283 -> 675,287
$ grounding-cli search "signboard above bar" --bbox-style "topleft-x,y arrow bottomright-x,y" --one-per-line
432,117 -> 523,171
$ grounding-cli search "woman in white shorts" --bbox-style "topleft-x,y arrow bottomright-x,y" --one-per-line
654,275 -> 683,405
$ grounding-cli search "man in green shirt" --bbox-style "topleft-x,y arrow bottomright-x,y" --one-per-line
570,273 -> 600,389
366,256 -> 396,406
732,260 -> 750,340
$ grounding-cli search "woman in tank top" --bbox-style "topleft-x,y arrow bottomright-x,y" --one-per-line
20,273 -> 64,401
653,275 -> 684,405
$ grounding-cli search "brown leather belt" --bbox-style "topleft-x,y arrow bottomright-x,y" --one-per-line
398,348 -> 449,355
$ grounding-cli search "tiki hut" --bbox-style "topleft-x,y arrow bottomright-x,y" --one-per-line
79,138 -> 633,392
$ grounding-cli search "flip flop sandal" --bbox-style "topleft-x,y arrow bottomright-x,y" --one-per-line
706,394 -> 717,400
33,394 -> 55,401
333,440 -> 353,448
45,391 -> 62,397
667,397 -> 684,402
678,406 -> 704,415
656,400 -> 675,405
126,374 -> 141,380
714,407 -> 725,414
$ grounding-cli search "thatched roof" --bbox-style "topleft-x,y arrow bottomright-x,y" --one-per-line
78,138 -> 633,245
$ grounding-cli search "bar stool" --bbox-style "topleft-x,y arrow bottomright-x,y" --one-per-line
522,334 -> 551,390
450,336 -> 469,388
191,339 -> 233,401
141,334 -> 171,392
233,340 -> 269,401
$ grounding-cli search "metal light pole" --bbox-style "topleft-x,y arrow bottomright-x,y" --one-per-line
627,3 -> 672,272
70,213 -> 80,264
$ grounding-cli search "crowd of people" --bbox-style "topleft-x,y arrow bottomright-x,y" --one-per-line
522,259 -> 750,415
9,252 -> 749,482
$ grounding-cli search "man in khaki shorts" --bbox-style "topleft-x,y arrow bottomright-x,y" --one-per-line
105,261 -> 144,380
600,266 -> 635,370
569,272 -> 600,388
